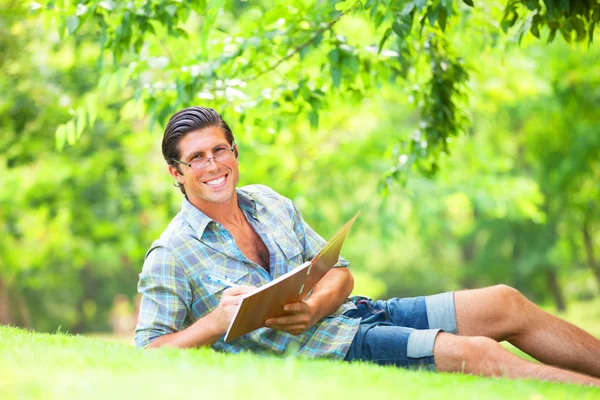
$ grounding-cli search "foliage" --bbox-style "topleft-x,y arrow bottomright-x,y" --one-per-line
36,0 -> 600,185
0,0 -> 598,333
0,2 -> 175,331
2,324 -> 600,399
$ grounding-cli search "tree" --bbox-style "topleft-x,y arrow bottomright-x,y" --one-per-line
35,0 -> 600,185
0,1 -> 175,331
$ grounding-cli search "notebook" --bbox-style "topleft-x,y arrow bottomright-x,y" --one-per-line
223,212 -> 360,342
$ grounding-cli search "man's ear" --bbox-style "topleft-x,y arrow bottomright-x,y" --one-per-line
168,165 -> 185,184
234,143 -> 239,159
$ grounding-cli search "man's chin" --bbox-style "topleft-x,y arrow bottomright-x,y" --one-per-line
201,189 -> 236,205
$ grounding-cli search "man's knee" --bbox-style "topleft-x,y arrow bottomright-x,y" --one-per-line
434,333 -> 510,375
492,284 -> 525,307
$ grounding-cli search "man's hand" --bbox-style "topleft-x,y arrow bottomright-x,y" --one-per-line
265,301 -> 317,336
210,285 -> 255,334
147,284 -> 255,349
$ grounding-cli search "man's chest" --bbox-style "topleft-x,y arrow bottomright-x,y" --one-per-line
225,222 -> 271,271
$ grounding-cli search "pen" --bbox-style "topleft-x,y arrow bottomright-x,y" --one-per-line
207,274 -> 238,288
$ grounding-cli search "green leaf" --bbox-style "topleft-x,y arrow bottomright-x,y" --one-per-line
544,0 -> 556,18
299,46 -> 311,59
401,2 -> 415,15
530,23 -> 540,38
364,0 -> 377,9
558,0 -> 570,14
559,27 -> 572,43
378,27 -> 393,53
66,120 -> 76,145
86,95 -> 97,127
328,48 -> 340,64
501,10 -> 518,33
165,4 -> 177,16
331,67 -> 341,88
76,107 -> 86,139
66,16 -> 80,35
392,14 -> 412,40
335,0 -> 352,11
571,17 -> 586,42
427,6 -> 439,27
547,27 -> 558,43
530,15 -> 542,38
55,125 -> 66,151
438,7 -> 448,31
308,109 -> 319,129
342,54 -> 359,75
462,0 -> 474,6
173,28 -> 188,38
415,0 -> 427,11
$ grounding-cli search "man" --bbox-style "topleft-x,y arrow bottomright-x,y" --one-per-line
136,106 -> 600,386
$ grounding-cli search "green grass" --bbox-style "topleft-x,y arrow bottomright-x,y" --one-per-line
1,325 -> 599,399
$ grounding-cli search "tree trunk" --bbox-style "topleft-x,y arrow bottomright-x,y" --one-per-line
0,278 -> 12,325
459,238 -> 477,289
545,268 -> 566,312
14,290 -> 32,329
582,218 -> 600,294
71,264 -> 95,334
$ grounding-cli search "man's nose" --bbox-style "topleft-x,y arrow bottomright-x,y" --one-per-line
204,157 -> 218,172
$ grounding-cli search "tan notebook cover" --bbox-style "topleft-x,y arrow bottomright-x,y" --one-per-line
223,212 -> 360,342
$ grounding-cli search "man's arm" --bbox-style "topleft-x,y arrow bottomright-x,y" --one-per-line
265,267 -> 354,335
136,246 -> 255,349
264,200 -> 355,335
148,285 -> 254,348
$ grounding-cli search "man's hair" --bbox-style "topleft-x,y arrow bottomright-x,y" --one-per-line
162,106 -> 236,195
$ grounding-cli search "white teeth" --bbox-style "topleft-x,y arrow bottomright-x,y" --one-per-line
205,176 -> 226,186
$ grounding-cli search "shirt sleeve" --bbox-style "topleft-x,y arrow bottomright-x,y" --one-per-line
135,246 -> 192,348
290,201 -> 349,268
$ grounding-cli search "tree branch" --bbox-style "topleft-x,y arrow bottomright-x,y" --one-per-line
244,12 -> 347,83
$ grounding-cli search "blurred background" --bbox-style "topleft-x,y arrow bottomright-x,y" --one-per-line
1,0 -> 599,341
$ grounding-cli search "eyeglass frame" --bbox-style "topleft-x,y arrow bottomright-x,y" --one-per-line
171,141 -> 236,170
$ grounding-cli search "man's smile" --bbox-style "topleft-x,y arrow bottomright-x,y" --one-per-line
203,173 -> 228,188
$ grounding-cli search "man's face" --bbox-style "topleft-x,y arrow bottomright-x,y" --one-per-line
169,126 -> 239,207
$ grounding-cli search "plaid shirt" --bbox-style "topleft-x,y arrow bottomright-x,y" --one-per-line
135,184 -> 360,359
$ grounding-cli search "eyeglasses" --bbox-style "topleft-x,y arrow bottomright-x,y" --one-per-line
172,142 -> 236,170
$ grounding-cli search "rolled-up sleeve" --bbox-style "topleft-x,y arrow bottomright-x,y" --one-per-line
290,201 -> 349,268
135,246 -> 192,348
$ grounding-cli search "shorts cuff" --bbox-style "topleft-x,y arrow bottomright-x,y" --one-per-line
425,291 -> 458,334
407,328 -> 440,358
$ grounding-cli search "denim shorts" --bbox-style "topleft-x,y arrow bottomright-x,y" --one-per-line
343,292 -> 457,371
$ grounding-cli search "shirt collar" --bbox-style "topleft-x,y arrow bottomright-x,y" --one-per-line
180,188 -> 260,236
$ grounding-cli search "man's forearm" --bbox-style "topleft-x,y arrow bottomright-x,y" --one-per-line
147,312 -> 222,349
305,267 -> 354,322
146,285 -> 255,349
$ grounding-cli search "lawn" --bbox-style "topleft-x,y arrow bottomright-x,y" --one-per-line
2,310 -> 600,400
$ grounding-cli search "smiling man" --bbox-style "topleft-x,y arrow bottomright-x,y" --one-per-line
136,106 -> 600,386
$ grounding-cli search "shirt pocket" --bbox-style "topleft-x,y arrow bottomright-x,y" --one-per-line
273,230 -> 304,266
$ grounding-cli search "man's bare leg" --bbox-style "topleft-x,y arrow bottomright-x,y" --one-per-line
453,285 -> 600,377
433,333 -> 600,387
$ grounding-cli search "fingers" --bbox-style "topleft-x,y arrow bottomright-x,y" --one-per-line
223,285 -> 255,297
283,302 -> 309,314
219,296 -> 243,307
265,313 -> 308,327
220,285 -> 255,307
